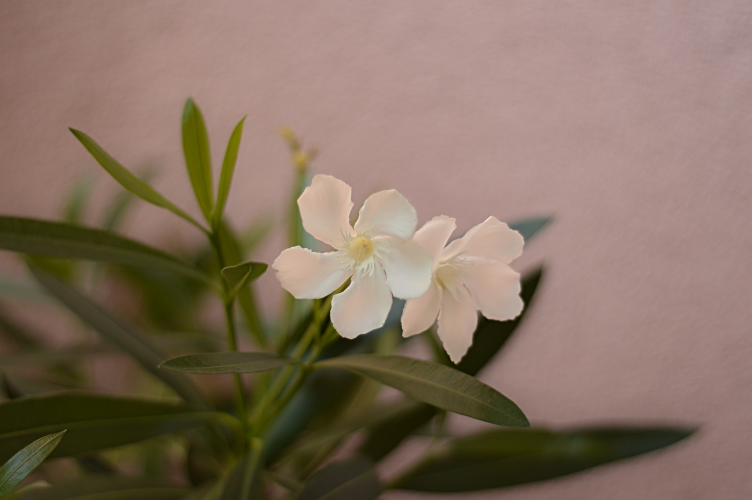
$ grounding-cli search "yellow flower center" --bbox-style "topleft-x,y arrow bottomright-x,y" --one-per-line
347,236 -> 375,264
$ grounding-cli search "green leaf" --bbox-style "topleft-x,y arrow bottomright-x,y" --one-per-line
220,438 -> 263,500
0,431 -> 65,499
213,117 -> 246,227
100,168 -> 156,232
297,455 -> 381,500
315,355 -> 528,427
61,176 -> 94,225
69,128 -> 205,232
29,267 -> 205,404
5,480 -> 51,500
15,478 -> 189,500
359,403 -> 437,462
0,345 -> 111,367
508,216 -> 553,242
457,267 -> 544,376
0,393 -> 227,464
182,98 -> 214,222
221,261 -> 268,301
160,352 -> 298,375
391,427 -> 695,492
0,216 -> 211,285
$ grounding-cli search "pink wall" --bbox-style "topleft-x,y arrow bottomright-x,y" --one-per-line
1,1 -> 751,497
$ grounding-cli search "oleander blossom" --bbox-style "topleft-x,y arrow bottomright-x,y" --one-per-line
401,215 -> 524,363
273,175 -> 433,339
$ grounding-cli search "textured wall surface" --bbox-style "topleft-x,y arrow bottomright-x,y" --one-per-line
1,1 -> 751,497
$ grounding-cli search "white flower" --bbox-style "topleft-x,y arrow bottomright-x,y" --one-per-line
273,175 -> 433,339
401,215 -> 524,363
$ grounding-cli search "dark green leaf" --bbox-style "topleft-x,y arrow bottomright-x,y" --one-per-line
0,393 -> 227,464
359,403 -> 437,462
30,267 -> 205,404
0,431 -> 65,498
182,98 -> 214,222
0,216 -> 211,284
213,117 -> 246,227
0,345 -> 111,367
161,352 -> 297,375
315,355 -> 528,427
297,455 -> 381,500
392,426 -> 695,492
508,216 -> 553,242
221,439 -> 263,500
17,478 -> 189,500
69,128 -> 204,232
457,267 -> 544,376
221,261 -> 268,300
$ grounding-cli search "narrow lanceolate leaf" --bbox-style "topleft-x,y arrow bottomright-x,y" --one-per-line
221,261 -> 268,300
0,216 -> 210,284
391,427 -> 695,492
69,128 -> 205,232
297,455 -> 381,500
30,267 -> 205,404
213,117 -> 246,227
508,216 -> 553,243
457,267 -> 544,376
220,439 -> 263,500
0,393 -> 226,464
15,478 -> 189,500
315,355 -> 528,427
0,431 -> 65,498
182,98 -> 214,222
160,352 -> 298,375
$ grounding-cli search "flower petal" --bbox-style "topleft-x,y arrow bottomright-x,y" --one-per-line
298,175 -> 354,249
463,260 -> 524,322
330,264 -> 392,339
437,285 -> 478,364
272,246 -> 351,299
401,282 -> 441,337
353,189 -> 417,240
377,237 -> 433,299
413,215 -> 456,268
442,216 -> 524,263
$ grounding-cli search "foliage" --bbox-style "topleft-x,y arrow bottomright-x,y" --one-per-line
0,100 -> 693,499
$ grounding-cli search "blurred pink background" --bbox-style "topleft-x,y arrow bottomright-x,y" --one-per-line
1,1 -> 751,498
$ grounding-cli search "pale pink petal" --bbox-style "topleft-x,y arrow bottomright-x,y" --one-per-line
442,217 -> 523,263
436,286 -> 478,364
353,189 -> 417,240
330,264 -> 392,339
463,260 -> 524,322
298,175 -> 354,249
377,237 -> 433,299
272,246 -> 351,299
413,215 -> 456,268
401,282 -> 441,337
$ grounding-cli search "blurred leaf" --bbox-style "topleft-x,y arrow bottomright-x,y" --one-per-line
391,427 -> 695,492
0,345 -> 111,367
17,478 -> 189,500
1,375 -> 22,400
69,128 -> 205,232
61,177 -> 94,225
457,267 -> 544,376
0,306 -> 40,348
213,117 -> 246,228
0,217 -> 211,284
100,168 -> 156,232
221,262 -> 267,301
182,98 -> 214,222
4,480 -> 50,500
0,392 -> 227,463
0,278 -> 47,303
265,472 -> 301,494
508,216 -> 553,243
161,352 -> 298,375
220,438 -> 263,500
297,455 -> 381,500
315,355 -> 528,427
240,217 -> 273,256
359,403 -> 437,462
0,431 -> 65,499
30,267 -> 205,404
